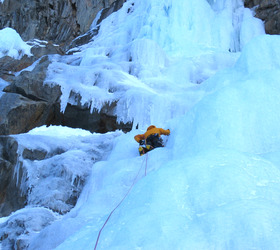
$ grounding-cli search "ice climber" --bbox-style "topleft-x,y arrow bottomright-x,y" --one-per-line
134,125 -> 170,156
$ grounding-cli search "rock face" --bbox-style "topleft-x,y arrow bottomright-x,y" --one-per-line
0,0 -> 132,136
0,56 -> 61,135
0,136 -> 25,217
0,0 -> 126,47
0,93 -> 53,135
245,0 -> 280,34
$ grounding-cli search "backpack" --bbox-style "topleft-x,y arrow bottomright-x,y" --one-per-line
146,133 -> 163,148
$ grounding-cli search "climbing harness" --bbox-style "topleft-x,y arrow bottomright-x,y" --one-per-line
94,153 -> 148,250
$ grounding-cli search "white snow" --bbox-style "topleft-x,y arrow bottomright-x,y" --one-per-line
0,27 -> 32,59
1,0 -> 280,249
27,125 -> 93,137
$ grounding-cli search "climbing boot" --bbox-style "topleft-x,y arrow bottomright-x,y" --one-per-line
139,146 -> 145,156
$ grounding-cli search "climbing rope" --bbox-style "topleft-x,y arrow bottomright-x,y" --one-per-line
94,153 -> 148,250
145,152 -> 148,176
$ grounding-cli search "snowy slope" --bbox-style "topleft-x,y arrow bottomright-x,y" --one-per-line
2,0 -> 280,249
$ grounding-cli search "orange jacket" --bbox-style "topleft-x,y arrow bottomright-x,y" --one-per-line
134,125 -> 170,143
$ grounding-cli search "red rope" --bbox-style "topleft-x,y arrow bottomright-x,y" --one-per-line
94,156 -> 147,250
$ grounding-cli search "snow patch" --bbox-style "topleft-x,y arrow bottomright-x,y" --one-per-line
0,28 -> 32,59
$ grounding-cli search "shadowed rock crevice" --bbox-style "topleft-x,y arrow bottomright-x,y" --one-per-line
63,102 -> 132,133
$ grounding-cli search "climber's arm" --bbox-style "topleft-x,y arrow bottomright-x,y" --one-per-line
159,128 -> 170,136
134,134 -> 145,143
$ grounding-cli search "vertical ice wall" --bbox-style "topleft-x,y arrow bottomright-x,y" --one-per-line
46,0 -> 264,129
206,0 -> 264,52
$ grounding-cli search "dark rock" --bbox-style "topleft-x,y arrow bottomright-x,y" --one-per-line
0,0 -> 126,48
0,93 -> 53,135
4,56 -> 62,103
245,0 -> 280,35
0,0 -> 79,45
29,41 -> 65,58
63,102 -> 132,133
22,148 -> 48,161
244,0 -> 261,8
0,56 -> 62,135
61,90 -> 132,133
0,136 -> 25,217
66,28 -> 99,53
0,55 -> 35,82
